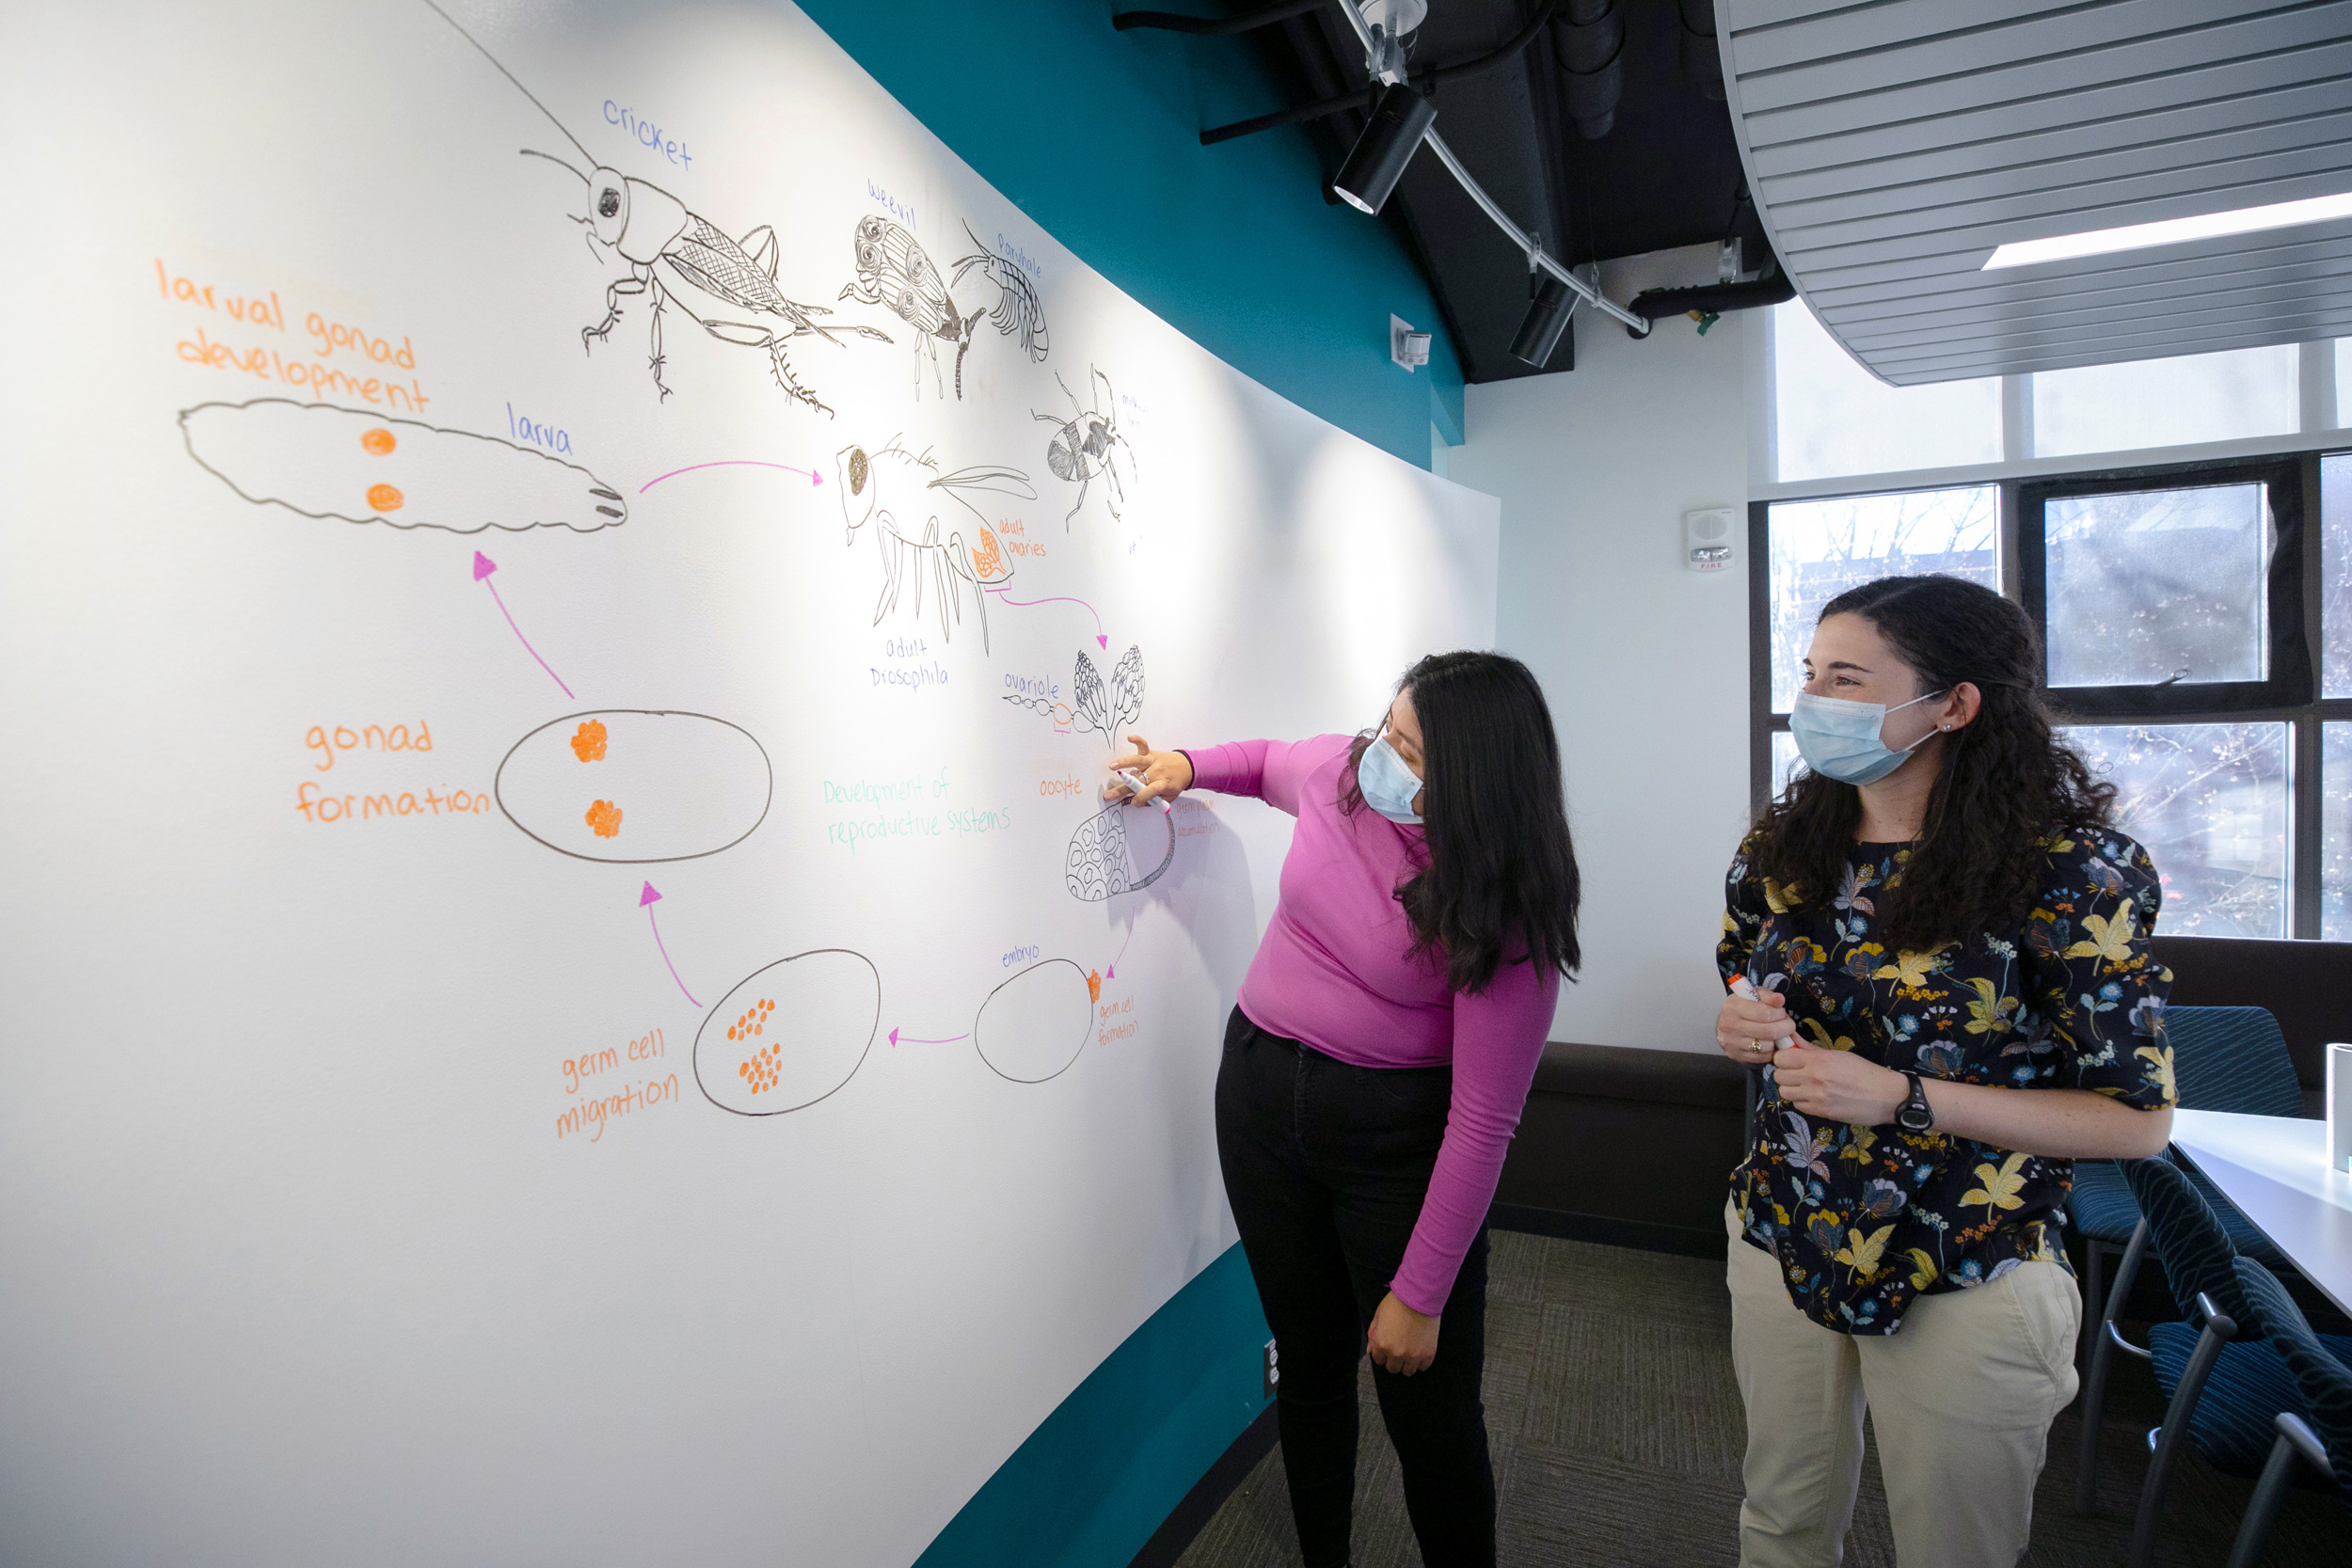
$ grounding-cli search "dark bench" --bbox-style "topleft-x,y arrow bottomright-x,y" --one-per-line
1492,1040 -> 1750,1257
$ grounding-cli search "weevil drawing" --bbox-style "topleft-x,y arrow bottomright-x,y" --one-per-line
834,439 -> 1035,650
1004,644 -> 1143,749
1034,366 -> 1134,529
422,1 -> 887,416
839,217 -> 1052,400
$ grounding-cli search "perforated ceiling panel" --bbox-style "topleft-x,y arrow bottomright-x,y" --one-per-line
1720,0 -> 2352,384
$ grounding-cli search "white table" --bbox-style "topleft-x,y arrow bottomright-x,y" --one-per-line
2169,1107 -> 2352,1319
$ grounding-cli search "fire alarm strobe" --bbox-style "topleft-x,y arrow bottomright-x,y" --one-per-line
1685,508 -> 1736,572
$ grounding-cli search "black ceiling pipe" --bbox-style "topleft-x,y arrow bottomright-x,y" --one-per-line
1678,0 -> 1724,103
1625,263 -> 1796,335
1113,0 -> 1330,36
1553,0 -> 1624,140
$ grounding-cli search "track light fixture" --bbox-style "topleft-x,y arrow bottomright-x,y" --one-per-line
1510,275 -> 1577,368
1332,82 -> 1436,216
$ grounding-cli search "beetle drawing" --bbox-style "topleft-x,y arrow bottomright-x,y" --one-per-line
423,1 -> 886,416
839,218 -> 1053,400
1034,367 -> 1134,529
834,439 -> 1035,650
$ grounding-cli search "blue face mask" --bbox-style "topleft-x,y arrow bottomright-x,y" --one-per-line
1788,689 -> 1947,786
1358,735 -> 1425,825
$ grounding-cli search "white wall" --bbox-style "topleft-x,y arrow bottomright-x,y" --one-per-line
1453,245 -> 1756,1053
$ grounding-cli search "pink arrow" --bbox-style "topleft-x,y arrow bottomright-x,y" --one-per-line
888,1027 -> 969,1048
1106,925 -> 1136,981
472,551 -> 574,698
637,459 -> 823,492
986,587 -> 1108,649
640,881 -> 701,1008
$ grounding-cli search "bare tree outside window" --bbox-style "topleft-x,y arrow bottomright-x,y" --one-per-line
2044,484 -> 2269,689
1766,487 -> 1998,712
2064,723 -> 2287,938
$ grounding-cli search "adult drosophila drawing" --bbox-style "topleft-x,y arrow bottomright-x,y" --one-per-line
1034,366 -> 1134,529
421,1 -> 887,416
1003,645 -> 1143,749
834,440 -> 1035,650
839,218 -> 1053,401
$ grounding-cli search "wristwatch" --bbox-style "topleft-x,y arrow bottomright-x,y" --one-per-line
1896,1071 -> 1936,1133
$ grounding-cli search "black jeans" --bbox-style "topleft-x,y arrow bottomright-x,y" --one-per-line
1215,1006 -> 1495,1568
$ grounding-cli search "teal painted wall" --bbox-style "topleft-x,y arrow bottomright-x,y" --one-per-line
800,0 -> 1465,468
912,1244 -> 1272,1568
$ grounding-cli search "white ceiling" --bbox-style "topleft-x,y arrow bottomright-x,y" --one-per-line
1719,0 -> 2352,384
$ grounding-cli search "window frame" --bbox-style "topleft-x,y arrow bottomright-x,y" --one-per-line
2014,453 -> 2312,720
1749,448 -> 2346,940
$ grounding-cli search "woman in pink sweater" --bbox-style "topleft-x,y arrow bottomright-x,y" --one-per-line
1109,650 -> 1581,1568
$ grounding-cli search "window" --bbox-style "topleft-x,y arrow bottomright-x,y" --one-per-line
2032,344 -> 2298,458
1763,487 -> 1998,710
1753,453 -> 2331,940
1756,309 -> 2352,940
1770,302 -> 2002,483
2018,457 -> 2308,717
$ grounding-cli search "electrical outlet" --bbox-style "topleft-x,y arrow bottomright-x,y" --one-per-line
1263,1338 -> 1279,1400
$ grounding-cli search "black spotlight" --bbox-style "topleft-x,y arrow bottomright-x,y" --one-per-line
1510,275 -> 1577,368
1333,83 -> 1437,215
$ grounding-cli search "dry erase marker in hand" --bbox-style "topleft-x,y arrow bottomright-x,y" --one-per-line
1116,768 -> 1172,814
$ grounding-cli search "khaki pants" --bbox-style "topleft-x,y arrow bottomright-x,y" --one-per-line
1724,1201 -> 2080,1568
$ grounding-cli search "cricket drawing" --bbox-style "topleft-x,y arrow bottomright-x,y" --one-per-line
422,1 -> 888,416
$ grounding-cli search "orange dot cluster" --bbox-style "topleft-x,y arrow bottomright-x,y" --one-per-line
726,997 -> 775,1042
570,719 -> 609,762
739,1041 -> 783,1096
584,799 -> 623,838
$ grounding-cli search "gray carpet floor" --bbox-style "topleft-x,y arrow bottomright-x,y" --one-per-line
1175,1231 -> 2352,1567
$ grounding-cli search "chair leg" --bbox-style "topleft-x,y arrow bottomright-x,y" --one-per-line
2224,1432 -> 2302,1568
2078,1236 -> 2106,1379
2128,1306 -> 2236,1568
2076,1221 -> 2149,1516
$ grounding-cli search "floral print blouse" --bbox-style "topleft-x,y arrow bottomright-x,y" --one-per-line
1718,829 -> 2176,1335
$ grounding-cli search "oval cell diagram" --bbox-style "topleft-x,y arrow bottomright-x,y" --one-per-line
696,950 -> 882,1117
496,710 -> 772,863
973,958 -> 1096,1085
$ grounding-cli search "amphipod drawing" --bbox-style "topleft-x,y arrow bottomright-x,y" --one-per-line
180,400 -> 626,534
1034,366 -> 1134,528
839,217 -> 1053,400
1066,798 -> 1175,902
835,440 -> 1034,649
950,223 -> 1050,364
1004,644 -> 1143,748
424,2 -> 886,415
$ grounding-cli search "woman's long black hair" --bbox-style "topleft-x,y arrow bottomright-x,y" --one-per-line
1750,575 -> 2116,953
1340,650 -> 1581,992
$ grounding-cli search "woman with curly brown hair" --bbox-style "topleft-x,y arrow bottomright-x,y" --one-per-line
1714,575 -> 2176,1568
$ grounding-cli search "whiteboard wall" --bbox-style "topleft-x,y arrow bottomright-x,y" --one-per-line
0,3 -> 1500,1563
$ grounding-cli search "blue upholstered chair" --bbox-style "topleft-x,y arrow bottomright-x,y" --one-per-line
2223,1255 -> 2352,1566
2073,1159 -> 2352,1567
2069,1006 -> 2304,1370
